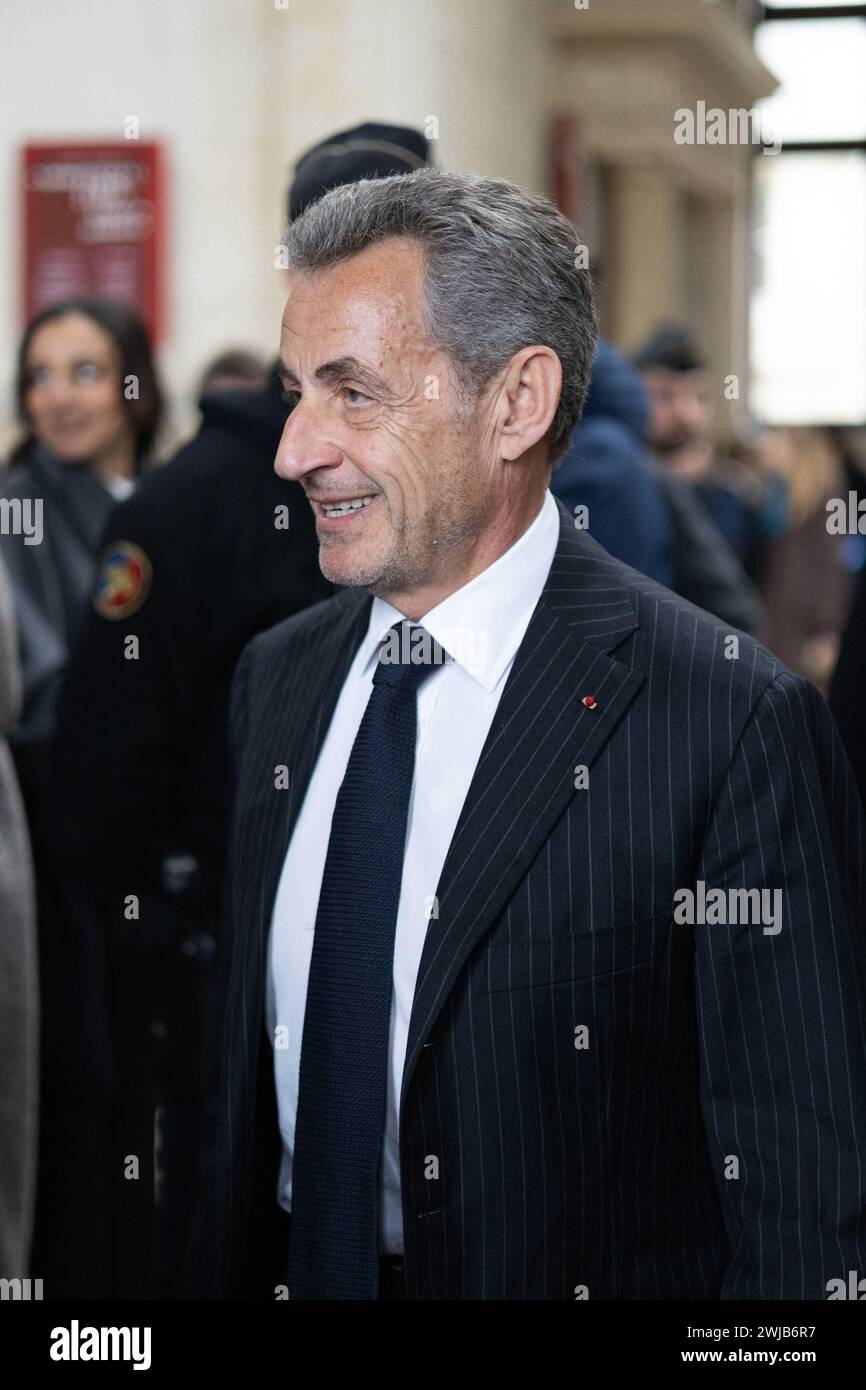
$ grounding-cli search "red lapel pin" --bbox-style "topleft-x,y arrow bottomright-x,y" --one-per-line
581,695 -> 598,709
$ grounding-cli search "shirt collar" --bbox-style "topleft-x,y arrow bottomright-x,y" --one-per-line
360,489 -> 561,692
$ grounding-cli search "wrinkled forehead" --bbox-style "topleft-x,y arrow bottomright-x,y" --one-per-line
280,238 -> 429,368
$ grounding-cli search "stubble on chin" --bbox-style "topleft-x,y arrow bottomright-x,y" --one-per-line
316,474 -> 479,596
316,519 -> 410,593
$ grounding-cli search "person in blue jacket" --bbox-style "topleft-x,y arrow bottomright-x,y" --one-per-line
553,338 -> 761,634
551,339 -> 673,586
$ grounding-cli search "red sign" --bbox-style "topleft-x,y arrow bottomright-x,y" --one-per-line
549,113 -> 583,224
22,141 -> 166,342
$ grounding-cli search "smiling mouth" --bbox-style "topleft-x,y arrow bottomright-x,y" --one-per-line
317,496 -> 377,517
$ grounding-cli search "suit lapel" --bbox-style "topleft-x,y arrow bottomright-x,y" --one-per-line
401,505 -> 646,1106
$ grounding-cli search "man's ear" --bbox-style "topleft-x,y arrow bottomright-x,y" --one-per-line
497,346 -> 562,461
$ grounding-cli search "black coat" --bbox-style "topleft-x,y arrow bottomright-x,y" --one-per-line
49,373 -> 332,899
33,374 -> 331,1298
210,502 -> 866,1299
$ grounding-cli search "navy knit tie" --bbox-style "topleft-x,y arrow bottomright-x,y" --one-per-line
287,621 -> 447,1299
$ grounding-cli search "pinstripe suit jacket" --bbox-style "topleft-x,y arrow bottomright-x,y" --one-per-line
213,500 -> 866,1300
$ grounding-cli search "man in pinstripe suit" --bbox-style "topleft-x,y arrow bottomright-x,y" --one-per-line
212,170 -> 866,1300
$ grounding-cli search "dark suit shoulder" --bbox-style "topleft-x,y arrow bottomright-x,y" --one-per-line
618,555 -> 790,725
553,521 -> 787,710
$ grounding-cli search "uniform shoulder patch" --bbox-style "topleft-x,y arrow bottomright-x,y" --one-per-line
92,540 -> 153,620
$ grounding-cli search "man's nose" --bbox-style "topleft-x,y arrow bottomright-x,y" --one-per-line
274,400 -> 344,481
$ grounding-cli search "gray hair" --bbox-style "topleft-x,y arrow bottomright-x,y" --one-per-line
281,169 -> 597,464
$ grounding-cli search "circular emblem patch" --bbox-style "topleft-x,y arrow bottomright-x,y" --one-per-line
92,541 -> 152,620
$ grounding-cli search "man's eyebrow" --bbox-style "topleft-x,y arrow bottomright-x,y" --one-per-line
315,357 -> 391,394
277,355 -> 393,396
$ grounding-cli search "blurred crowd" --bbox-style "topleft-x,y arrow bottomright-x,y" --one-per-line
2,120 -> 866,1298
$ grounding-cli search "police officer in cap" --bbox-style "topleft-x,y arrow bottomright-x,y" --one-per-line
38,122 -> 433,1300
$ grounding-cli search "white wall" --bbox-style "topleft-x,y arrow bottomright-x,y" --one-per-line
0,0 -> 552,447
2,0 -> 277,439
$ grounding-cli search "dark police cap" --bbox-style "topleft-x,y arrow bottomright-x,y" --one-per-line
633,324 -> 706,374
288,121 -> 432,221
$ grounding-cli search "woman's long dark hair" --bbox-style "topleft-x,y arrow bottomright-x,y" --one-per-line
12,297 -> 164,468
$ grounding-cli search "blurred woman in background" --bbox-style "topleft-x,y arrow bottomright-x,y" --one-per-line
0,297 -> 162,839
759,426 -> 853,694
0,299 -> 162,1301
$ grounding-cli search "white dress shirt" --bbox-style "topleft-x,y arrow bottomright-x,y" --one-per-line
266,487 -> 561,1254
